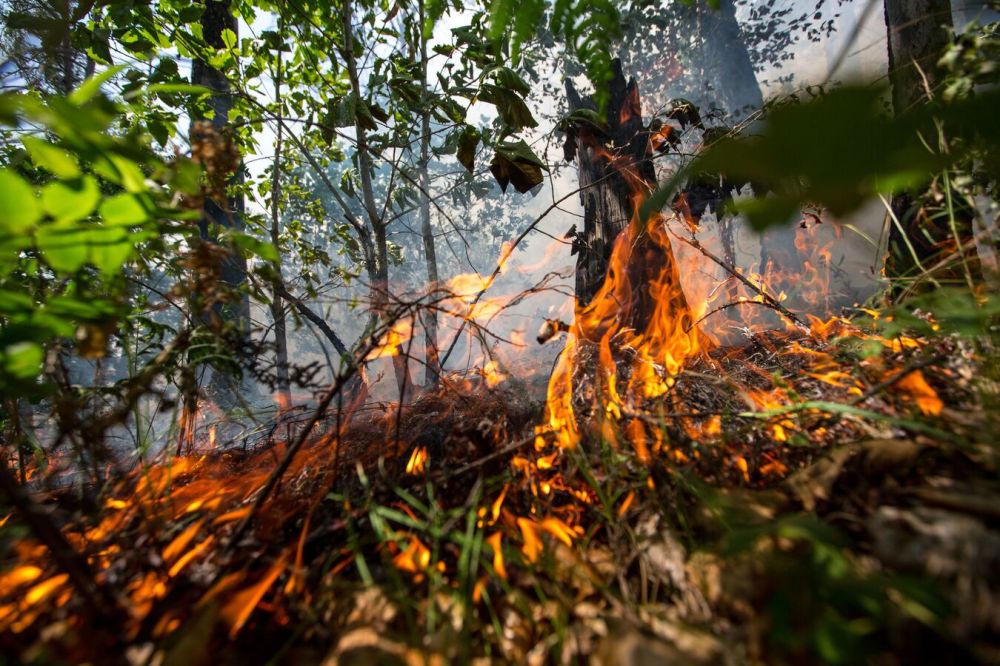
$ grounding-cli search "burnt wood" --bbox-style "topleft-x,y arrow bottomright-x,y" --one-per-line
566,60 -> 657,307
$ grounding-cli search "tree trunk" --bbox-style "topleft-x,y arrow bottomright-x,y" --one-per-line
343,0 -> 412,403
883,0 -> 962,288
192,0 -> 251,407
567,60 -> 656,307
885,0 -> 954,114
566,59 -> 694,335
269,10 -> 291,409
692,0 -> 764,120
418,0 -> 441,388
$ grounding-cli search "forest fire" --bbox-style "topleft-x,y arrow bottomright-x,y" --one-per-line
2,2 -> 997,658
0,97 -> 960,657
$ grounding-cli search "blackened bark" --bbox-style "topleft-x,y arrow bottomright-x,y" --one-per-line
566,60 -> 656,306
566,60 -> 695,337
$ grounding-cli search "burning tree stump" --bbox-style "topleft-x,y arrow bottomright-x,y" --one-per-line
547,60 -> 703,450
563,59 -> 695,336
566,60 -> 656,307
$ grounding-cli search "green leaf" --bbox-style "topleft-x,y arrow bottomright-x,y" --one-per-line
36,226 -> 89,272
22,136 -> 81,178
87,226 -> 134,274
457,126 -> 481,173
95,154 -> 147,192
490,67 -> 530,95
689,86 -> 947,228
490,140 -> 546,193
2,341 -> 44,380
69,65 -> 127,105
40,175 -> 100,223
479,85 -> 537,130
0,169 -> 41,233
220,28 -> 237,50
226,230 -> 279,263
168,157 -> 203,195
731,195 -> 799,232
99,193 -> 150,226
123,83 -> 211,100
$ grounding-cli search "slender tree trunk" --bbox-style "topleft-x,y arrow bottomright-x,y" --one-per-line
192,0 -> 251,407
343,0 -> 412,402
418,0 -> 441,388
670,0 -> 763,120
695,0 -> 764,119
269,10 -> 291,408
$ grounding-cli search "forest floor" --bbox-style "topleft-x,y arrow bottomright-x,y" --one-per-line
1,326 -> 999,665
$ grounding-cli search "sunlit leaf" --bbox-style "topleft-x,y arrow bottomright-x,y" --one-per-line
0,169 -> 41,233
22,136 -> 80,178
68,65 -> 127,105
40,176 -> 100,223
99,193 -> 150,226
36,226 -> 89,272
2,341 -> 44,379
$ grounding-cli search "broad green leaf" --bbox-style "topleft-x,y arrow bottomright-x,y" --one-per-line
478,85 -> 537,131
226,230 -> 279,262
457,126 -> 480,173
69,64 -> 127,105
22,136 -> 81,178
40,175 -> 100,223
0,289 -> 33,314
95,154 -> 147,192
37,226 -> 89,272
168,157 -> 203,195
490,140 -> 547,193
221,29 -> 237,50
99,193 -> 150,225
88,227 -> 134,274
0,169 -> 41,233
123,83 -> 211,100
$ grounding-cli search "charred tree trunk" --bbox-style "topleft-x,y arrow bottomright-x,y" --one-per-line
566,60 -> 656,307
566,60 -> 695,336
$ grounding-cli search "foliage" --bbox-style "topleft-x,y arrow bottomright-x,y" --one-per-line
0,78 -> 199,395
489,0 -> 622,111
640,84 -> 1000,230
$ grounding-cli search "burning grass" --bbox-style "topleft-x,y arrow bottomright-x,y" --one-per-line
1,307 -> 996,663
2,93 -> 997,663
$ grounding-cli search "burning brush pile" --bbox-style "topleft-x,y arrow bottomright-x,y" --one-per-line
2,102 -> 999,666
